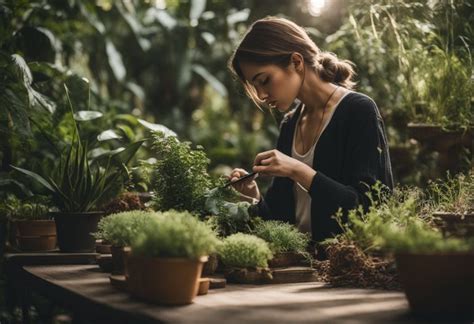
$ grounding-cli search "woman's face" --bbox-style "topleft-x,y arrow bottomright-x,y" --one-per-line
240,61 -> 302,112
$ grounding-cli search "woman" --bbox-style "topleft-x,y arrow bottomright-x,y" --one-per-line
228,17 -> 393,251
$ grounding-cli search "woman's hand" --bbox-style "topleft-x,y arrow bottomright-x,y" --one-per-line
229,168 -> 261,203
253,149 -> 317,190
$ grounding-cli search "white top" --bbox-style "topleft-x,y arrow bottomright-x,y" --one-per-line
291,91 -> 352,236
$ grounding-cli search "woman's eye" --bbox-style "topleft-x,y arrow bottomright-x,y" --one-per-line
261,77 -> 269,85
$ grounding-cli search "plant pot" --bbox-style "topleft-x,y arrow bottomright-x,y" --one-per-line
95,240 -> 112,254
127,255 -> 207,305
407,123 -> 473,173
52,211 -> 104,252
15,220 -> 57,251
201,253 -> 218,276
268,252 -> 306,268
395,252 -> 474,320
111,245 -> 131,275
433,212 -> 474,238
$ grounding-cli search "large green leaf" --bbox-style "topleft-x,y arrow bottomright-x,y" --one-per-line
97,129 -> 122,141
192,64 -> 228,97
73,110 -> 103,121
138,119 -> 176,137
11,165 -> 55,192
105,39 -> 126,81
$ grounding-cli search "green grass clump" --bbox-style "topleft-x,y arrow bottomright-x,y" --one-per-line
252,220 -> 310,255
425,172 -> 474,215
94,210 -> 157,246
132,210 -> 219,259
218,233 -> 273,268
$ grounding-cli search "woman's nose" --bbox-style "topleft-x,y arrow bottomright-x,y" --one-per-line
256,87 -> 268,101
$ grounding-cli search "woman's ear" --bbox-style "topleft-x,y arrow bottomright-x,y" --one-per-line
291,52 -> 304,72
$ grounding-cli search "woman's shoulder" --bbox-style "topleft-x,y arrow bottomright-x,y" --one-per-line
337,91 -> 381,120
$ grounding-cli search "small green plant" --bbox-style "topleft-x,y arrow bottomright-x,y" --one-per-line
94,210 -> 157,247
377,216 -> 474,253
150,131 -> 212,214
132,210 -> 219,259
327,184 -> 425,254
425,172 -> 474,215
218,233 -> 273,268
205,187 -> 262,237
0,195 -> 50,221
252,220 -> 311,255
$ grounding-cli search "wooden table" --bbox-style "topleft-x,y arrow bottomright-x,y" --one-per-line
5,254 -> 419,323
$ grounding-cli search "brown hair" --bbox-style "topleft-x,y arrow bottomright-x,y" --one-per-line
228,17 -> 356,106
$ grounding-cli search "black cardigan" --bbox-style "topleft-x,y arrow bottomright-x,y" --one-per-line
257,92 -> 394,243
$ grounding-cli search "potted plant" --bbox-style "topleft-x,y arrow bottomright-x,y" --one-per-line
252,220 -> 312,268
12,86 -> 143,252
425,172 -> 474,238
94,210 -> 157,274
379,214 -> 474,320
127,210 -> 219,305
149,131 -> 212,215
0,195 -> 56,251
218,233 -> 273,284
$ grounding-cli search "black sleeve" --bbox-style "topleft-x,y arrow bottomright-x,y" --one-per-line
309,98 -> 393,213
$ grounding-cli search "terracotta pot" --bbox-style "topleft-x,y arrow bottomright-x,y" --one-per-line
433,212 -> 474,238
201,253 -> 218,276
395,252 -> 474,320
111,245 -> 131,275
52,211 -> 103,252
15,220 -> 57,251
268,252 -> 305,268
127,255 -> 207,305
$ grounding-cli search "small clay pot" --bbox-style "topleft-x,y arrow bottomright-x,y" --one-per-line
15,220 -> 57,251
127,255 -> 207,305
111,245 -> 131,275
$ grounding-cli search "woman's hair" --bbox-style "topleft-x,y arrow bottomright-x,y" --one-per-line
228,16 -> 356,106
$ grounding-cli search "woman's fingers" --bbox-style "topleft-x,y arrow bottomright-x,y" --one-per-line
254,150 -> 274,166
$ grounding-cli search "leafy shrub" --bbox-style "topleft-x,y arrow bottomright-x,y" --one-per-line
132,210 -> 219,259
218,233 -> 273,268
0,195 -> 50,221
94,210 -> 157,246
252,220 -> 310,255
150,132 -> 211,214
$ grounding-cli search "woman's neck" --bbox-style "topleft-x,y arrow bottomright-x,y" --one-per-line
297,68 -> 339,117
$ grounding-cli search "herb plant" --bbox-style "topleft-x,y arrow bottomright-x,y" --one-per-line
132,210 -> 219,259
150,132 -> 211,214
218,233 -> 273,268
252,220 -> 310,255
425,172 -> 474,215
0,195 -> 50,221
94,210 -> 157,247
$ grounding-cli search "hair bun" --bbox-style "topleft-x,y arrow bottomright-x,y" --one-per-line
317,52 -> 356,89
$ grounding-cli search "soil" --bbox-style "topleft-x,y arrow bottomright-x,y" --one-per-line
314,243 -> 401,290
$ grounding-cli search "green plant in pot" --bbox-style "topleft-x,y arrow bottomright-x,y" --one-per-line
252,220 -> 312,268
94,210 -> 157,274
378,210 -> 474,320
425,172 -> 474,238
218,233 -> 273,284
12,85 -> 143,252
149,131 -> 211,215
128,210 -> 219,305
0,195 -> 56,251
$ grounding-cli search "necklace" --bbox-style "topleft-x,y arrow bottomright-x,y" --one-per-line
298,85 -> 340,153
